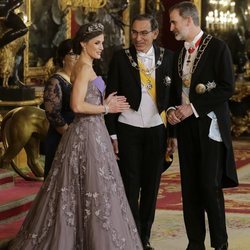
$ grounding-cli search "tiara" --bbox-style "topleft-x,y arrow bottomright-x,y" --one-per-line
86,23 -> 104,34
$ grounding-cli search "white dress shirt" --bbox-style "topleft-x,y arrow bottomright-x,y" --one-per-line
118,46 -> 163,128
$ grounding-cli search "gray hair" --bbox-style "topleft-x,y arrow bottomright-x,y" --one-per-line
169,1 -> 199,26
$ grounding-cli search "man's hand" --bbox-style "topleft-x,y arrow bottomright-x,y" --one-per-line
175,104 -> 193,122
111,138 -> 120,160
166,137 -> 177,155
167,109 -> 181,125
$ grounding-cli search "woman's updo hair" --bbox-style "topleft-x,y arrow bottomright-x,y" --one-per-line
73,22 -> 104,55
54,39 -> 74,68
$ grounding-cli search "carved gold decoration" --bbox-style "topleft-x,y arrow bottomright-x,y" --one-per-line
244,61 -> 250,80
193,0 -> 201,17
23,0 -> 70,85
139,0 -> 146,14
0,98 -> 42,107
24,59 -> 57,85
231,111 -> 250,137
58,0 -> 107,12
0,24 -> 25,87
156,0 -> 161,11
0,106 -> 49,181
230,82 -> 250,102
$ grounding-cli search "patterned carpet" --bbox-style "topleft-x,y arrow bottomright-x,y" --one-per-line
152,139 -> 250,250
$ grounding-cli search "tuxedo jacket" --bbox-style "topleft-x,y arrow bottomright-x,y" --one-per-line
105,44 -> 175,137
170,33 -> 238,188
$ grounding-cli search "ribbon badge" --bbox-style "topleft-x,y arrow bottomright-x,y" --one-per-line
195,80 -> 216,94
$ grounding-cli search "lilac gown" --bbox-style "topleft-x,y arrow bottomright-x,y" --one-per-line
10,77 -> 142,250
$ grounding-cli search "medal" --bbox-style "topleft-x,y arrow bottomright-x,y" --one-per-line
195,83 -> 206,94
146,82 -> 152,90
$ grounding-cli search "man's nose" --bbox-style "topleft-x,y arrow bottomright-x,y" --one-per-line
170,24 -> 174,31
135,34 -> 143,40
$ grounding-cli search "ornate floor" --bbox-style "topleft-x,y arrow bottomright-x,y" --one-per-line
151,139 -> 250,250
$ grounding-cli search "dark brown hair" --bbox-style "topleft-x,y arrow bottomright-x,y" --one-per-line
132,14 -> 159,31
73,22 -> 104,55
54,39 -> 74,68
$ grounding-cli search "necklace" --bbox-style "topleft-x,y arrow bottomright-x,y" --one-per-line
125,47 -> 165,75
178,34 -> 212,87
186,37 -> 202,66
137,59 -> 155,90
143,70 -> 153,90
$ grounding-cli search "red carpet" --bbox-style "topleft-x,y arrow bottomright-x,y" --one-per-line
0,218 -> 23,241
0,176 -> 42,249
0,140 -> 249,249
0,178 -> 41,221
153,140 -> 250,249
156,146 -> 250,213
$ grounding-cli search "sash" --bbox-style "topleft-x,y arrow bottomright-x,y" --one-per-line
138,59 -> 167,126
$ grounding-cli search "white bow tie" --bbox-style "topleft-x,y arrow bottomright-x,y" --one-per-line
137,52 -> 154,60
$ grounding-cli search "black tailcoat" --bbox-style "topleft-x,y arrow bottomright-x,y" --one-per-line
105,44 -> 174,243
105,44 -> 174,137
170,34 -> 238,188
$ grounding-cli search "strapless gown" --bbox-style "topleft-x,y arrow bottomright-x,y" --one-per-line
9,77 -> 142,250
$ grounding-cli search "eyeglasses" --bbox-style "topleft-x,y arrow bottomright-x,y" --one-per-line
131,30 -> 153,37
67,52 -> 77,56
67,51 -> 79,59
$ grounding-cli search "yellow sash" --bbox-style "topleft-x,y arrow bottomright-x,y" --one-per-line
138,59 -> 167,126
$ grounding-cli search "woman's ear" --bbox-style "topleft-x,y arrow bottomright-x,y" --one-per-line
80,41 -> 86,51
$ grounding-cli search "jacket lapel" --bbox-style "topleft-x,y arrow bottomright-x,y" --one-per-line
154,44 -> 165,100
191,33 -> 212,85
129,46 -> 141,86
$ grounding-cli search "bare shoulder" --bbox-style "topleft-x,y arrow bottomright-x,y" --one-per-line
72,62 -> 94,83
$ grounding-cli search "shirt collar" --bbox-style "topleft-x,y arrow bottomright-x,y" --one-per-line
137,46 -> 154,58
184,30 -> 204,50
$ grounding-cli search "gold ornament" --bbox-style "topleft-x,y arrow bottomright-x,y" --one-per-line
195,83 -> 206,94
58,0 -> 107,11
182,78 -> 191,87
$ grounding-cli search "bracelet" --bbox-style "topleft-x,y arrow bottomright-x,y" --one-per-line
103,105 -> 109,115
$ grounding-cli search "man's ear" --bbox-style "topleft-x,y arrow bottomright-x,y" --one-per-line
153,29 -> 159,39
186,16 -> 193,26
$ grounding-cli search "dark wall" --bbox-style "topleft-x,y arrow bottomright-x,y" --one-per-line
160,0 -> 185,51
70,1 -> 186,53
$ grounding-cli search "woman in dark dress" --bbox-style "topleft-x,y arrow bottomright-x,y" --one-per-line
43,39 -> 78,178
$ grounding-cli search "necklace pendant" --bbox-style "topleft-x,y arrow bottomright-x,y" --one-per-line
146,82 -> 152,90
182,78 -> 191,87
